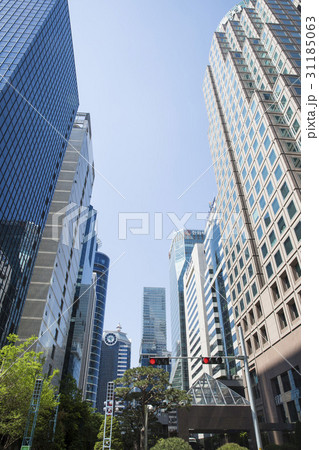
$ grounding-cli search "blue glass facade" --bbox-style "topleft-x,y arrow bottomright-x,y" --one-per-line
96,327 -> 131,414
0,0 -> 78,346
169,230 -> 205,390
140,287 -> 168,368
85,251 -> 110,408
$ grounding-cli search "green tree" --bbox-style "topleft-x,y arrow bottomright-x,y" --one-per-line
55,375 -> 103,450
114,366 -> 191,450
94,416 -> 123,450
0,334 -> 58,449
151,437 -> 193,449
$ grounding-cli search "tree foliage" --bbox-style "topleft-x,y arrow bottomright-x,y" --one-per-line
217,444 -> 248,450
54,375 -> 103,450
114,366 -> 191,450
0,335 -> 58,449
94,416 -> 123,450
151,437 -> 193,449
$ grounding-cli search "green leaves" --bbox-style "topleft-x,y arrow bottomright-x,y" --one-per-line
151,437 -> 193,449
113,366 -> 191,449
0,334 -> 58,449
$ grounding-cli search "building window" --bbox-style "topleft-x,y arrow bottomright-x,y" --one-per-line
246,291 -> 251,305
288,299 -> 299,321
261,243 -> 268,258
294,221 -> 301,241
259,195 -> 266,211
271,282 -> 280,302
247,338 -> 253,355
269,230 -> 277,247
269,148 -> 276,165
266,262 -> 274,278
262,165 -> 269,180
281,371 -> 291,392
274,164 -> 283,181
259,122 -> 266,137
257,225 -> 263,240
277,216 -> 286,234
266,180 -> 274,196
291,259 -> 301,280
249,309 -> 255,325
256,301 -> 262,318
287,200 -> 297,219
280,271 -> 291,291
278,309 -> 288,330
248,264 -> 253,278
243,316 -> 248,332
284,237 -> 293,255
274,250 -> 283,267
252,282 -> 257,297
272,197 -> 280,215
280,181 -> 290,199
253,333 -> 260,349
260,325 -> 268,342
264,212 -> 271,228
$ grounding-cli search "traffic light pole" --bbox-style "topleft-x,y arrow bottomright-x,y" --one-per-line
238,325 -> 263,450
148,346 -> 263,450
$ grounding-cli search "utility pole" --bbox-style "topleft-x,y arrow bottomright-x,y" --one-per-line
238,325 -> 263,450
21,378 -> 43,450
102,381 -> 115,450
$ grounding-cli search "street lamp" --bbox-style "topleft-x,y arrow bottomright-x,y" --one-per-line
144,404 -> 154,450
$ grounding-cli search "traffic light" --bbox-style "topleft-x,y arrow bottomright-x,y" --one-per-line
149,357 -> 170,366
202,356 -> 223,364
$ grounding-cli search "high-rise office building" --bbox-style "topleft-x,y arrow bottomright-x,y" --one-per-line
183,243 -> 213,386
0,0 -> 78,347
96,324 -> 131,414
203,0 -> 301,443
140,287 -> 168,368
169,230 -> 205,390
17,113 -> 94,379
84,251 -> 110,408
203,202 -> 240,377
63,204 -> 98,393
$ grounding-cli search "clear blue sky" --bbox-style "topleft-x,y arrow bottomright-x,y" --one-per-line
68,0 -> 238,367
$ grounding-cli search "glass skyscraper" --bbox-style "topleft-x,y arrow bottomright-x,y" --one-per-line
85,251 -> 110,408
169,230 -> 205,390
203,0 -> 301,444
0,0 -> 78,346
140,287 -> 168,368
96,325 -> 131,414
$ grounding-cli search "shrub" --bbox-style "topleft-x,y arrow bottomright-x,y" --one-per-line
151,437 -> 193,449
217,444 -> 249,450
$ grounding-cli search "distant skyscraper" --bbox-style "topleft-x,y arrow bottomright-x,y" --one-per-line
183,243 -> 213,386
63,204 -> 98,393
17,113 -> 94,379
84,251 -> 110,408
0,0 -> 78,346
139,287 -> 168,368
96,324 -> 131,414
203,203 -> 239,378
203,0 -> 301,442
169,230 -> 205,390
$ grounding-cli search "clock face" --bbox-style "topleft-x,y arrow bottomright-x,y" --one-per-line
105,333 -> 117,346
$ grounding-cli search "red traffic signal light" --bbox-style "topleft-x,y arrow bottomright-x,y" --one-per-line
202,356 -> 223,364
149,357 -> 170,366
